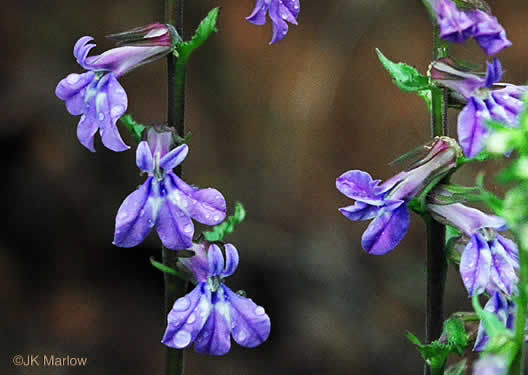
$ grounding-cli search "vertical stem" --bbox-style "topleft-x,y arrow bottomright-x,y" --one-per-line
424,25 -> 449,375
163,1 -> 187,375
510,236 -> 528,374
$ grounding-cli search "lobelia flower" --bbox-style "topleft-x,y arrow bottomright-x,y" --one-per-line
473,292 -> 515,352
427,202 -> 519,296
336,137 -> 460,255
162,242 -> 271,355
246,0 -> 300,44
472,354 -> 507,375
431,58 -> 527,158
56,23 -> 173,152
113,128 -> 226,250
432,0 -> 512,56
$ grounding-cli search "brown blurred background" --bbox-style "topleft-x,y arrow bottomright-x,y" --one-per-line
2,0 -> 528,374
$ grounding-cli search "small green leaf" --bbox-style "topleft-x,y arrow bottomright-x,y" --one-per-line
407,332 -> 450,370
177,8 -> 219,62
203,202 -> 246,242
120,114 -> 146,143
149,256 -> 189,282
376,49 -> 431,95
444,318 -> 468,355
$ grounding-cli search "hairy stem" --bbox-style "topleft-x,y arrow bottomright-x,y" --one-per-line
163,0 -> 187,374
424,25 -> 449,375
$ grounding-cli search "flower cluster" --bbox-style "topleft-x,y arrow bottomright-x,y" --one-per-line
162,242 -> 271,355
56,24 -> 172,152
113,128 -> 226,250
428,202 -> 519,296
337,137 -> 460,255
430,58 -> 527,158
433,0 -> 511,56
247,0 -> 300,44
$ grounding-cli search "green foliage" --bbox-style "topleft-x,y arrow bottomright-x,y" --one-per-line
176,8 -> 219,63
203,202 -> 246,242
375,48 -> 432,111
149,256 -> 189,281
120,114 -> 146,143
452,0 -> 491,13
407,318 -> 469,371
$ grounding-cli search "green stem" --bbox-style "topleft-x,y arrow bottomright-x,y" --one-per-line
424,25 -> 449,375
164,1 -> 187,374
510,237 -> 528,374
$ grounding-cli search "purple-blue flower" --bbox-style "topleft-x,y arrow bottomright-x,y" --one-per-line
162,242 -> 271,355
246,0 -> 300,44
428,202 -> 519,296
113,129 -> 226,250
473,292 -> 515,352
431,58 -> 527,158
433,0 -> 512,56
473,354 -> 507,375
56,23 -> 173,152
337,137 -> 459,255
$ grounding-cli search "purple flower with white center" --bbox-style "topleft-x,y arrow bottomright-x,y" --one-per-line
433,0 -> 512,55
246,0 -> 300,44
428,202 -> 519,296
473,354 -> 507,375
56,23 -> 173,152
162,242 -> 271,355
336,137 -> 460,255
113,128 -> 226,250
431,58 -> 527,158
473,292 -> 515,352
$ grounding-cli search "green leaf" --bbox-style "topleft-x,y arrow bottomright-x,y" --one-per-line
203,202 -> 246,242
407,332 -> 450,370
444,318 -> 468,355
149,256 -> 189,281
177,8 -> 219,62
120,114 -> 146,143
375,49 -> 431,102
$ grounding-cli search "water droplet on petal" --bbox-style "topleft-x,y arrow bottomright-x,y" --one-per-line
173,330 -> 192,348
67,73 -> 80,85
237,330 -> 247,342
184,224 -> 193,233
98,112 -> 105,121
254,306 -> 266,316
187,313 -> 196,324
173,296 -> 190,311
213,215 -> 220,222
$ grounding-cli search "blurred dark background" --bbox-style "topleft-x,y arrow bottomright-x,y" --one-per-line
2,0 -> 528,374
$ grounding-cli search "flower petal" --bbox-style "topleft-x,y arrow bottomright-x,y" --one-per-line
162,283 -> 212,349
246,0 -> 269,25
336,170 -> 384,205
472,10 -> 512,56
179,242 -> 210,283
194,288 -> 232,356
136,141 -> 154,173
361,203 -> 410,255
489,239 -> 518,296
159,144 -> 189,171
113,177 -> 158,248
339,202 -> 382,222
474,292 -> 512,351
56,71 -> 95,115
460,234 -> 492,296
73,36 -> 96,69
156,179 -> 194,250
496,235 -> 519,270
224,285 -> 271,348
95,74 -> 129,152
76,114 -> 99,152
434,0 -> 475,43
221,243 -> 240,278
208,244 -> 225,277
268,0 -> 291,44
458,97 -> 490,158
166,173 -> 226,226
